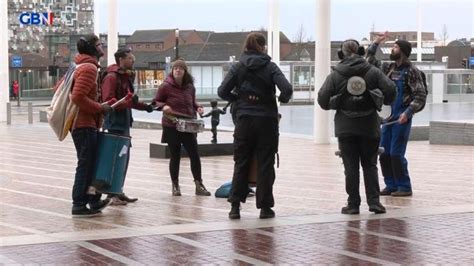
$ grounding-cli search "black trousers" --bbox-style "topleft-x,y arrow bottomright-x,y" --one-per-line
163,126 -> 202,185
71,128 -> 101,207
338,136 -> 381,207
228,116 -> 278,209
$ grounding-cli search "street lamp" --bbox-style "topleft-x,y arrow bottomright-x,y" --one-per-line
175,28 -> 179,60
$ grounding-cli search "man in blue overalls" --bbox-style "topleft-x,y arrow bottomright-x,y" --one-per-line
367,33 -> 427,197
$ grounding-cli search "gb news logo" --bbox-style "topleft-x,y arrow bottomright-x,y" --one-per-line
19,11 -> 54,26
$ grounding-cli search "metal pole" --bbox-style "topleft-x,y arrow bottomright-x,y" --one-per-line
175,29 -> 179,60
272,0 -> 280,66
313,0 -> 331,144
28,102 -> 33,124
0,0 -> 9,122
107,0 -> 118,65
417,0 -> 422,62
267,0 -> 273,59
94,0 -> 100,36
6,102 -> 11,125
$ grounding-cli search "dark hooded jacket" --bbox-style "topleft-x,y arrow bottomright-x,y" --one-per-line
317,55 -> 397,138
218,51 -> 293,119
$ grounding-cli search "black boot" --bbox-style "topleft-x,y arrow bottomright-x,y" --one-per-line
229,202 -> 240,219
172,183 -> 181,196
341,205 -> 360,215
259,207 -> 275,219
369,202 -> 386,214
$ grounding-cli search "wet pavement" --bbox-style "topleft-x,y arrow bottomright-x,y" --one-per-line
0,112 -> 472,264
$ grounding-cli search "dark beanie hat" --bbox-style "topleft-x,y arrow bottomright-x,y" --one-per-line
395,40 -> 412,57
172,59 -> 188,71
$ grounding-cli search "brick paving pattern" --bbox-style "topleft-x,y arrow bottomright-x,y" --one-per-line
0,117 -> 473,264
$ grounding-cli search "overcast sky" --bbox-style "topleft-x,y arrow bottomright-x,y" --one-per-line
98,0 -> 473,42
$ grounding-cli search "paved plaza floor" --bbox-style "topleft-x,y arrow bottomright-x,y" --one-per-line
0,114 -> 473,265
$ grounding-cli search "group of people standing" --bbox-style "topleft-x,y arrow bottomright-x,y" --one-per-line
67,34 -> 209,216
66,31 -> 424,218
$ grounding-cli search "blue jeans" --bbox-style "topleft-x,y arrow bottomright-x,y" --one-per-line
72,128 -> 101,207
379,120 -> 412,192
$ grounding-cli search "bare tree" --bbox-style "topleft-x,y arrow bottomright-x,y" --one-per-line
439,24 -> 449,46
293,23 -> 307,43
293,23 -> 310,60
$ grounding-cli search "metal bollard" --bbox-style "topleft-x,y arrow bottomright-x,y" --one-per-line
28,102 -> 33,124
6,102 -> 11,125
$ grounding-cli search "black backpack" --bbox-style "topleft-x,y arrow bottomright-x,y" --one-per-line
98,69 -> 123,103
417,70 -> 428,110
235,62 -> 275,103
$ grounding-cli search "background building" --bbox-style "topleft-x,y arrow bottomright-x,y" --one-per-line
8,0 -> 95,97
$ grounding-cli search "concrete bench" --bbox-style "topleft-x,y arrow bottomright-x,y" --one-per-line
429,120 -> 474,145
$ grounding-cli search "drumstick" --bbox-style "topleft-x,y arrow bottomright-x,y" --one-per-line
170,111 -> 193,119
382,120 -> 399,126
153,105 -> 195,119
111,95 -> 129,108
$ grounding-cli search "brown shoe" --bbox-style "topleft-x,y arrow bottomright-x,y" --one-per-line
109,196 -> 127,206
380,187 -> 396,196
391,190 -> 413,197
195,180 -> 211,196
117,193 -> 138,203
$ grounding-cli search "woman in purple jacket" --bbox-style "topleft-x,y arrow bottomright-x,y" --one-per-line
153,59 -> 211,196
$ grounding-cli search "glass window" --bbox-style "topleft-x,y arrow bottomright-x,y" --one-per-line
212,66 -> 222,95
190,66 -> 202,94
201,66 -> 213,95
292,65 -> 313,91
447,74 -> 461,94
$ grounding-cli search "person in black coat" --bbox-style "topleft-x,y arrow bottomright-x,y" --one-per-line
218,32 -> 293,219
317,39 -> 397,215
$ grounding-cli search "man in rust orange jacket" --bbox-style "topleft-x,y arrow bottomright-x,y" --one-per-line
70,34 -> 114,217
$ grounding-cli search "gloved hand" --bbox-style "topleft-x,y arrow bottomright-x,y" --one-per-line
125,92 -> 133,101
145,104 -> 154,113
132,94 -> 139,104
101,103 -> 113,114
